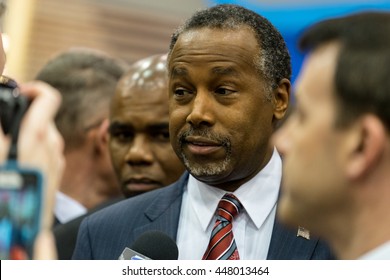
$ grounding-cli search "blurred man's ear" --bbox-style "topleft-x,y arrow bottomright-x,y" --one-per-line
95,118 -> 110,150
84,118 -> 109,155
346,114 -> 386,180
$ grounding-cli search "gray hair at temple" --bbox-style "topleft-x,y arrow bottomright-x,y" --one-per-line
36,47 -> 127,151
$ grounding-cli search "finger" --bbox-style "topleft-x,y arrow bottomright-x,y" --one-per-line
17,81 -> 62,163
33,230 -> 58,260
0,125 -> 10,162
40,123 -> 65,230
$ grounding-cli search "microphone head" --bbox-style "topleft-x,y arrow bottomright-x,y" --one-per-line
131,231 -> 178,260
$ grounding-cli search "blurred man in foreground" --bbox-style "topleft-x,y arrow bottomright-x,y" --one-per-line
274,11 -> 390,259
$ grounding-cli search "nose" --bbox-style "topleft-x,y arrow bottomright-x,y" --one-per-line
186,90 -> 215,128
124,134 -> 153,166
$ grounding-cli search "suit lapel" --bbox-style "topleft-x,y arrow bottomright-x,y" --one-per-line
133,173 -> 189,242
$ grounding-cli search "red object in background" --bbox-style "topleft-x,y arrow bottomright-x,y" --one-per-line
10,245 -> 28,260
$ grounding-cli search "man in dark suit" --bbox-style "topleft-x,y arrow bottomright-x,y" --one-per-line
73,4 -> 333,260
54,54 -> 185,259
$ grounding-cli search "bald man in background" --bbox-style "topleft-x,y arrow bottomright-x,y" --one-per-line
55,54 -> 185,259
109,53 -> 185,198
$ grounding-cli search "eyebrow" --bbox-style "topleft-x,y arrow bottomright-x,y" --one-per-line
109,122 -> 131,132
109,122 -> 169,131
170,66 -> 240,79
211,66 -> 240,77
170,67 -> 188,78
148,123 -> 169,131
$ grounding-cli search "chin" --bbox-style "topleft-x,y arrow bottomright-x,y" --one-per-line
123,190 -> 146,198
122,184 -> 163,198
185,159 -> 230,177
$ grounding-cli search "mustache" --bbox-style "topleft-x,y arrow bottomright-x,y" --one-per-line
178,127 -> 230,147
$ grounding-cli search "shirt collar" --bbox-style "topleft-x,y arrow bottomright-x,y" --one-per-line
359,241 -> 390,260
55,191 -> 87,223
188,148 -> 282,232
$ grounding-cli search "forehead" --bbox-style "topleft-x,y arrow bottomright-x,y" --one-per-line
119,60 -> 168,93
168,27 -> 259,71
113,84 -> 168,107
110,99 -> 170,130
295,42 -> 340,105
111,77 -> 169,120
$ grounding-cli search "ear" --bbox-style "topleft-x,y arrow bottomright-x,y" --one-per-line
99,119 -> 110,143
346,114 -> 386,180
86,118 -> 110,156
95,118 -> 110,151
273,78 -> 291,121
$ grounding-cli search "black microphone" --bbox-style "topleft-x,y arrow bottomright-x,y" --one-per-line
118,231 -> 179,260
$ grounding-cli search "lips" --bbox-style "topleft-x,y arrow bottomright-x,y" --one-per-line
122,178 -> 162,192
124,178 -> 158,184
184,136 -> 222,155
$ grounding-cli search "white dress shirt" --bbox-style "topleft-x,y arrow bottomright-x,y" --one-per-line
359,241 -> 390,260
176,148 -> 282,260
54,191 -> 87,224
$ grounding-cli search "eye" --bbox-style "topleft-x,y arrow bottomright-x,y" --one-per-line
151,130 -> 170,142
215,87 -> 236,95
173,87 -> 192,97
110,129 -> 134,143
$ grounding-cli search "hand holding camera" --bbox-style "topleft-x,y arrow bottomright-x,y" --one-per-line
0,77 -> 64,259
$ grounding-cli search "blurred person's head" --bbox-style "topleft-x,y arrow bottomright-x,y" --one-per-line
109,54 -> 185,198
274,12 -> 390,259
167,4 -> 290,191
36,48 -> 127,208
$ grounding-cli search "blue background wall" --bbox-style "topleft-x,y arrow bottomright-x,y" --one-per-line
208,1 -> 390,85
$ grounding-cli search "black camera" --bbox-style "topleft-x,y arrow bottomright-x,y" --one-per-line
0,76 -> 29,136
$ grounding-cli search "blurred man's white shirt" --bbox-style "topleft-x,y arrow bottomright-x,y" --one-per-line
54,192 -> 87,224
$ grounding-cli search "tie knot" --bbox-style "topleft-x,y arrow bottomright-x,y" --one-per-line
217,193 -> 243,222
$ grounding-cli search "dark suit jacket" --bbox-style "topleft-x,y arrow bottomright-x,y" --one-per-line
72,172 -> 333,260
53,197 -> 124,260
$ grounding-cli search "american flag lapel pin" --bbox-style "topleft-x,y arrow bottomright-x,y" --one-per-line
297,226 -> 310,240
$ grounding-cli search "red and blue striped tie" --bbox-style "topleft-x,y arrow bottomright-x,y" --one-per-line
202,193 -> 243,260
